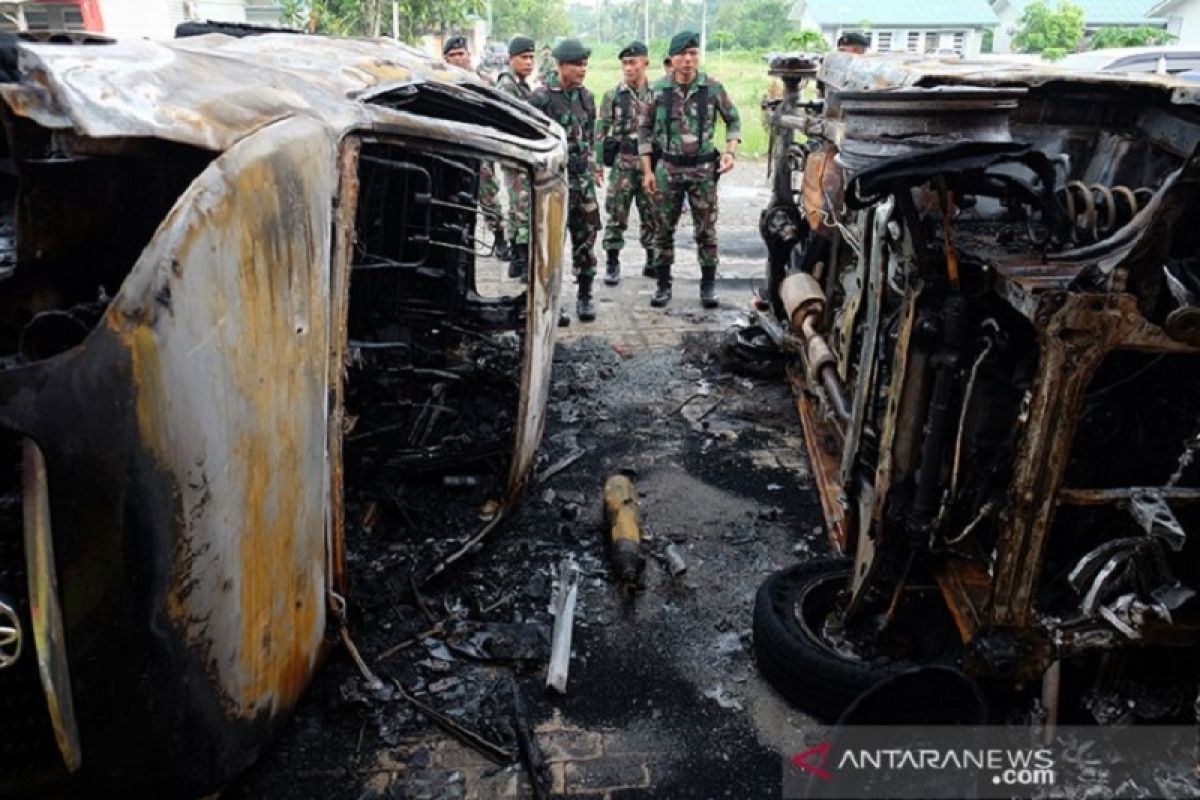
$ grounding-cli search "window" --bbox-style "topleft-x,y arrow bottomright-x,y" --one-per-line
953,31 -> 966,53
876,31 -> 893,52
925,31 -> 938,52
907,31 -> 921,52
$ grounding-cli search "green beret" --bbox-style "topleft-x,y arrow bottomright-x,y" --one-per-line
552,38 -> 591,62
618,41 -> 648,59
509,35 -> 535,56
668,30 -> 700,56
443,35 -> 467,56
837,31 -> 870,48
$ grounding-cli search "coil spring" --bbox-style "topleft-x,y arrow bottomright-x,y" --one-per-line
1059,181 -> 1153,243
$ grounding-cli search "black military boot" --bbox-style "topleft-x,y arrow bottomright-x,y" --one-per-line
642,249 -> 656,278
576,276 -> 596,322
651,264 -> 672,307
604,250 -> 621,286
494,232 -> 512,262
699,265 -> 719,308
508,243 -> 528,281
651,282 -> 672,307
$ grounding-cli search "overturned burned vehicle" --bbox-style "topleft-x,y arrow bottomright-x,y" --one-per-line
0,31 -> 565,795
754,52 -> 1200,722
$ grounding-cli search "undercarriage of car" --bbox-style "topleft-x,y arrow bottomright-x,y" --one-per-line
756,52 -> 1200,724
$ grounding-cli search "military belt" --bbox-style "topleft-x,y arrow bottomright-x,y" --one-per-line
662,151 -> 719,167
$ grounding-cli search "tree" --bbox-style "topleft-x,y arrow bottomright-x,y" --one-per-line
1012,0 -> 1084,56
493,0 -> 569,42
713,0 -> 792,49
787,28 -> 829,53
1089,25 -> 1176,49
285,1 -> 481,41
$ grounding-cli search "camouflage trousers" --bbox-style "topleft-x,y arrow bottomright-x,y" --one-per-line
480,161 -> 504,236
568,174 -> 600,282
601,167 -> 657,253
503,166 -> 531,246
654,171 -> 719,283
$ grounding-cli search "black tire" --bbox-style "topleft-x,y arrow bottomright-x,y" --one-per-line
753,558 -> 907,721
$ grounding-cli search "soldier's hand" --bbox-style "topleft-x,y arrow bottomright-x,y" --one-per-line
643,171 -> 657,195
718,152 -> 736,175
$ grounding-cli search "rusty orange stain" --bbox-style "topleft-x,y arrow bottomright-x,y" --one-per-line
123,139 -> 329,720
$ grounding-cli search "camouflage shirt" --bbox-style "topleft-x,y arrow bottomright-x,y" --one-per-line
637,72 -> 741,179
538,54 -> 556,85
595,79 -> 654,172
530,74 -> 597,182
495,67 -> 532,102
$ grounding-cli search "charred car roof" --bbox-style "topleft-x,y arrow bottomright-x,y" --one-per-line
0,32 -> 562,155
818,51 -> 1200,106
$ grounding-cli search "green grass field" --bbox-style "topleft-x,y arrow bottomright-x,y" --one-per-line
582,43 -> 775,158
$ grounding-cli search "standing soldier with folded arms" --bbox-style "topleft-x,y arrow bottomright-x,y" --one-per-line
495,35 -> 536,280
530,38 -> 603,322
595,41 -> 657,285
639,30 -> 741,308
443,35 -> 511,261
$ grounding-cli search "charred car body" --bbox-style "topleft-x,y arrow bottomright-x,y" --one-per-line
755,52 -> 1200,721
0,31 -> 566,795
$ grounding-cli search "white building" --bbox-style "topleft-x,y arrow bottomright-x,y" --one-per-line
0,0 -> 284,40
1149,0 -> 1200,46
789,0 -> 999,57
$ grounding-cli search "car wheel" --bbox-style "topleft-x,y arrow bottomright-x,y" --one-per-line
753,558 -> 908,721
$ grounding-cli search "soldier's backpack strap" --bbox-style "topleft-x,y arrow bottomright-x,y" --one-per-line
582,90 -> 596,148
697,83 -> 710,150
658,86 -> 674,144
618,89 -> 633,133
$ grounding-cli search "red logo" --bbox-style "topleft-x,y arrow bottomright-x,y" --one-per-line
791,742 -> 833,781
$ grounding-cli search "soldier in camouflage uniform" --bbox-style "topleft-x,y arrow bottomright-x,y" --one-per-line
495,36 -> 536,280
538,44 -> 555,85
443,35 -> 510,261
639,30 -> 741,309
530,38 -> 603,322
595,40 -> 657,286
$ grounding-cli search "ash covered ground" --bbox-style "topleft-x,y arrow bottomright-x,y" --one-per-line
228,328 -> 830,799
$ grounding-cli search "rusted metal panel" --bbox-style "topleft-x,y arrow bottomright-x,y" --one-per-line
819,51 -> 1200,104
21,438 -> 79,773
0,34 -> 562,158
110,115 -> 337,720
509,164 -> 566,500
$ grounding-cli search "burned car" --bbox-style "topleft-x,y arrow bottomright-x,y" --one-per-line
754,52 -> 1200,722
0,30 -> 566,795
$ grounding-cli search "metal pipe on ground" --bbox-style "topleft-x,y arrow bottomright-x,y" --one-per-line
604,474 -> 645,586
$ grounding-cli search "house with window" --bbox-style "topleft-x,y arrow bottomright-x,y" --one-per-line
989,0 -> 1167,53
1148,0 -> 1200,47
789,0 -> 1000,57
0,0 -> 284,39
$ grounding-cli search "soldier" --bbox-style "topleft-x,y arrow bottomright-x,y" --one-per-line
639,30 -> 741,309
595,41 -> 657,285
836,31 -> 870,54
530,38 -> 603,322
496,36 -> 536,280
443,35 -> 510,261
538,44 -> 555,85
